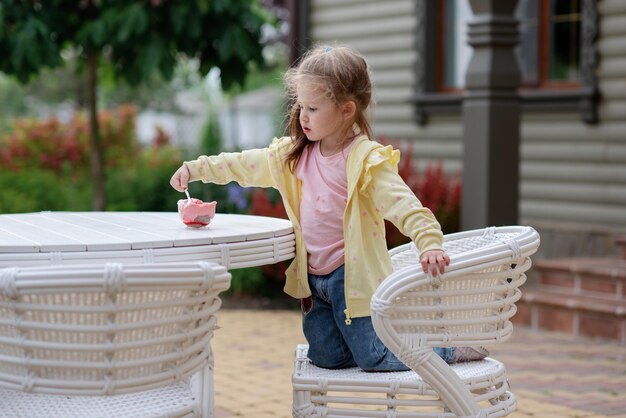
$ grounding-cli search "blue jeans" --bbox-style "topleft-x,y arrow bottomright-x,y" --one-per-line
301,265 -> 458,371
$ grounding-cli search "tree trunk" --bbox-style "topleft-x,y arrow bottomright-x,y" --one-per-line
86,50 -> 105,211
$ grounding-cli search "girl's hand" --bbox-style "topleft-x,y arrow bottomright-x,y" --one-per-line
170,165 -> 191,192
420,249 -> 450,275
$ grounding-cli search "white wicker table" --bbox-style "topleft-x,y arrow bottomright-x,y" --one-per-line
0,211 -> 295,418
0,211 -> 295,269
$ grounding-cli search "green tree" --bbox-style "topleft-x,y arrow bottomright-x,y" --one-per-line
0,0 -> 269,210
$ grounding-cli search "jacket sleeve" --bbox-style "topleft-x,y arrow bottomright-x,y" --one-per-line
363,147 -> 444,254
184,147 -> 275,188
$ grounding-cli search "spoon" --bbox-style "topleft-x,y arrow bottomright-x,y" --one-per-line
184,188 -> 192,203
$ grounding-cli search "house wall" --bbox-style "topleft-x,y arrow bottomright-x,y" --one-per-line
309,0 -> 626,258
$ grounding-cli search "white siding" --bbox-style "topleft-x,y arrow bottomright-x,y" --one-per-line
517,0 -> 626,228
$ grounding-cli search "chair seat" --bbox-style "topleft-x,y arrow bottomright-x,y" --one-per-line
293,344 -> 515,418
0,382 -> 197,418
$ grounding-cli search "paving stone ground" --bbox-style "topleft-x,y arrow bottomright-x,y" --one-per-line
211,309 -> 626,418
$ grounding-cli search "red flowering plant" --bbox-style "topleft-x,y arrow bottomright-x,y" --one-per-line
249,188 -> 288,220
0,105 -> 138,176
0,117 -> 89,176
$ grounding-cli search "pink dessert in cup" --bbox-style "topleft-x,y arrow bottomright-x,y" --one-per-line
177,198 -> 217,228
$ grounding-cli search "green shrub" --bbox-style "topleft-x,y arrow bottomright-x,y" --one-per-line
0,170 -> 90,213
107,140 -> 183,212
199,111 -> 223,156
224,267 -> 269,298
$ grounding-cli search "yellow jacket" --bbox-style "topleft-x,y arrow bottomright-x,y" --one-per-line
184,136 -> 444,321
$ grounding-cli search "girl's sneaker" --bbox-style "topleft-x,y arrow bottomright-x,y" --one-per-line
452,346 -> 490,363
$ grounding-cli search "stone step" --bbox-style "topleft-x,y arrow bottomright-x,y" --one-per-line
514,286 -> 626,343
534,257 -> 626,299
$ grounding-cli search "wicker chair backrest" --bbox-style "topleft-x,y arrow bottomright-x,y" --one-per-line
0,261 -> 230,396
374,226 -> 540,348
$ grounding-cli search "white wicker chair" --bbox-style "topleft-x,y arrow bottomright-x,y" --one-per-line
292,226 -> 540,418
0,261 -> 231,418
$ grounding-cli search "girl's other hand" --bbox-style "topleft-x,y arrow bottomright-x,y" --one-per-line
420,249 -> 450,275
170,165 -> 191,192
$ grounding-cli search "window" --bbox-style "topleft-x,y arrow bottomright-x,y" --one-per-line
439,0 -> 472,91
412,0 -> 598,124
518,0 -> 582,87
441,0 -> 582,89
440,0 -> 472,90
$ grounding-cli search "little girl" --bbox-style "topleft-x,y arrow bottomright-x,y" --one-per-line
170,45 -> 487,371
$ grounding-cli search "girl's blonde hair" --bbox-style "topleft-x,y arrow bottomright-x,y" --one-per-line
283,45 -> 374,170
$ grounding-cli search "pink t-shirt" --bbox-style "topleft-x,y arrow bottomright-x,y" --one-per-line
296,141 -> 355,275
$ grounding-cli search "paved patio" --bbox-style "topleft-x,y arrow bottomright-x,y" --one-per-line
211,308 -> 626,418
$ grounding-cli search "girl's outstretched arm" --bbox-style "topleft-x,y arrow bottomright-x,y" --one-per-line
176,147 -> 275,190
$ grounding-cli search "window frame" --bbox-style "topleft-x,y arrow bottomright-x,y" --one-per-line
411,0 -> 599,125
